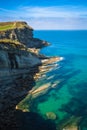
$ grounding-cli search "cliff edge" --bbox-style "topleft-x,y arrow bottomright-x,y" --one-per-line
0,21 -> 49,48
0,21 -> 60,129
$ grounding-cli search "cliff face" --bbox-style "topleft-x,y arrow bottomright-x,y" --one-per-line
0,38 -> 42,119
0,22 -> 46,128
0,40 -> 41,68
0,21 -> 49,48
0,21 -> 60,129
0,22 -> 48,111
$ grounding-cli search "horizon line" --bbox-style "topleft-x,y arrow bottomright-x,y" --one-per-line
34,29 -> 87,31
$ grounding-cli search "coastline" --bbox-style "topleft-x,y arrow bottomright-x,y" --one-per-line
16,55 -> 63,115
0,21 -> 62,129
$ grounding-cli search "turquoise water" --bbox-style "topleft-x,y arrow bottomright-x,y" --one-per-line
18,31 -> 87,129
34,30 -> 87,127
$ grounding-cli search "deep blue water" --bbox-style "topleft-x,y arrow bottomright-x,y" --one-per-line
18,30 -> 87,129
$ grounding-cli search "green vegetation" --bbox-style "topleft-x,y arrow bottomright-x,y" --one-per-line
0,24 -> 14,31
0,21 -> 33,31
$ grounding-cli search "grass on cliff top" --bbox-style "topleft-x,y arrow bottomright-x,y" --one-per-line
0,21 -> 33,31
0,24 -> 14,31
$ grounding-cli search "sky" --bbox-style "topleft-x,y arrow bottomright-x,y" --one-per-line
0,0 -> 87,30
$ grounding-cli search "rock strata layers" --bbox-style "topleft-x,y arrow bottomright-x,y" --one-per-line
0,21 -> 49,48
0,21 -> 60,129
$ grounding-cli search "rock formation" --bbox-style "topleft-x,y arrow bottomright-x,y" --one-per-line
0,21 -> 60,129
46,112 -> 57,120
0,21 -> 49,48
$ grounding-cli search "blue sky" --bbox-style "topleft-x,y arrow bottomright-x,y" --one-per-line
0,0 -> 87,30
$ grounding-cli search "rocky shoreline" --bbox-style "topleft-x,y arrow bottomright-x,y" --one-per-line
0,21 -> 82,130
0,21 -> 62,129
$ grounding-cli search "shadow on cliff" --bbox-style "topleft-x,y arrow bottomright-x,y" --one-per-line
0,64 -> 42,130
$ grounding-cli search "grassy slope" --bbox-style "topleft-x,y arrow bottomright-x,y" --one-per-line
0,21 -> 33,31
0,24 -> 14,31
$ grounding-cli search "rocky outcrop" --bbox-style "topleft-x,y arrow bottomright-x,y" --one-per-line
0,21 -> 61,129
0,39 -> 61,112
0,22 -> 45,129
0,39 -> 42,129
46,112 -> 57,120
0,21 -> 49,48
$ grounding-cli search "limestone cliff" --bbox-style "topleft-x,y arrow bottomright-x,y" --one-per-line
0,21 -> 47,129
0,21 -> 59,129
0,38 -> 42,127
0,21 -> 49,48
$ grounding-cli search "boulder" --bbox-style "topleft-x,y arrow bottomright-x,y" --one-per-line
46,112 -> 57,120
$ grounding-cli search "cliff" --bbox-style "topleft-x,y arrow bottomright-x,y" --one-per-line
0,21 -> 49,48
0,38 -> 41,128
0,21 -> 60,129
0,22 -> 42,129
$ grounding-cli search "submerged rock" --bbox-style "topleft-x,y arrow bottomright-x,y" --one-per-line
62,126 -> 78,130
46,112 -> 57,120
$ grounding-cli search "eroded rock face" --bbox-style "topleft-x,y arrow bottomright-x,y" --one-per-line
0,21 -> 49,48
0,21 -> 59,129
0,22 -> 44,129
0,50 -> 9,68
0,39 -> 42,116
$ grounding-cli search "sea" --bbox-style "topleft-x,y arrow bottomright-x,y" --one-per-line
18,30 -> 87,130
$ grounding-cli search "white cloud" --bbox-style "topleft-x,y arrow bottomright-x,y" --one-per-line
26,17 -> 87,30
0,6 -> 87,29
1,5 -> 87,18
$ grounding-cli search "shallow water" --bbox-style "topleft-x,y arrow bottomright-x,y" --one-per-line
18,30 -> 87,129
